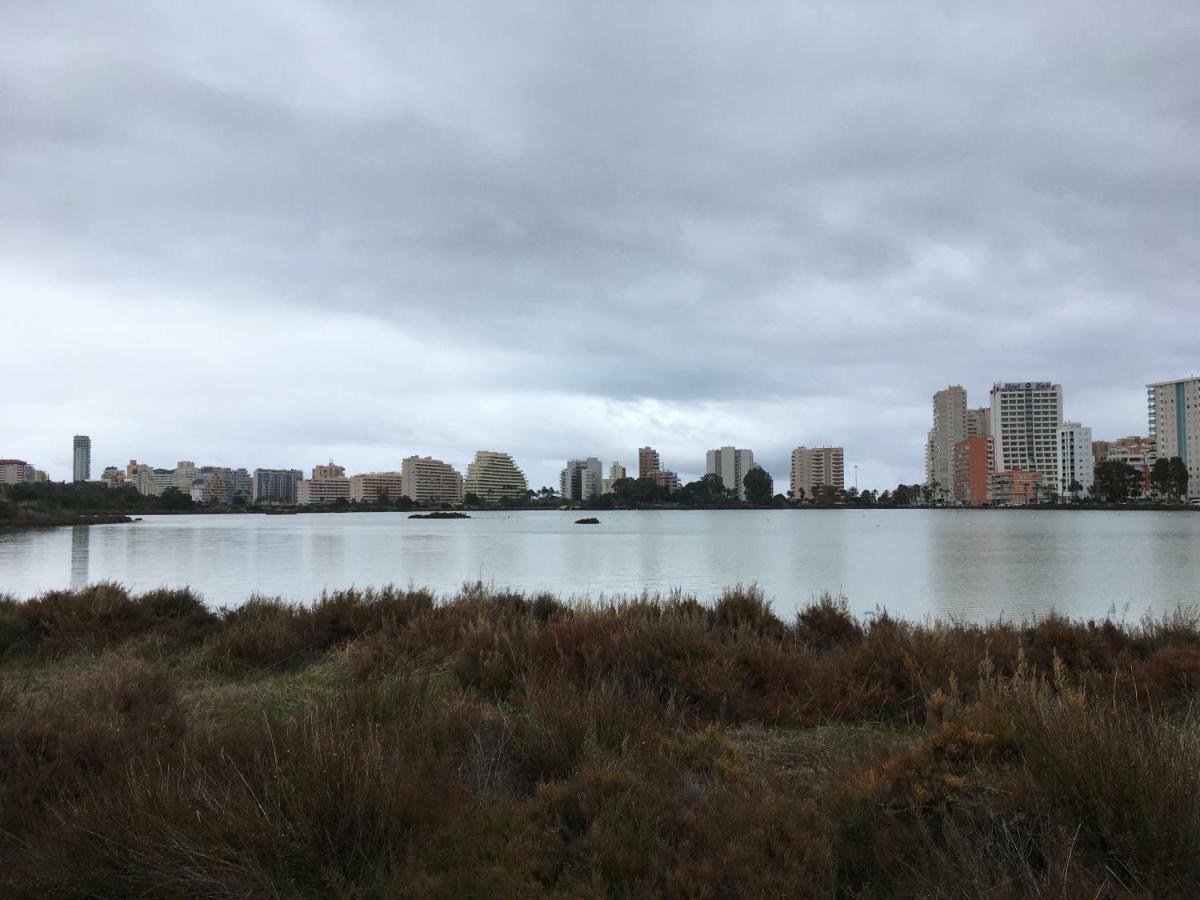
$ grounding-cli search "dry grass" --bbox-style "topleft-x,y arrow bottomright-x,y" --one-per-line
2,582 -> 1199,896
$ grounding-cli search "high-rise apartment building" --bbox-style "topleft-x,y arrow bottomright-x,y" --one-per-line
638,447 -> 661,479
296,460 -> 351,505
561,457 -> 603,501
463,451 -> 529,502
252,468 -> 303,504
1057,422 -> 1094,498
401,456 -> 464,504
966,407 -> 991,439
0,459 -> 35,485
928,386 -> 967,494
953,437 -> 993,505
1148,376 -> 1200,498
927,387 -> 991,499
349,472 -> 404,504
72,435 -> 91,482
707,446 -> 755,500
173,461 -> 198,492
790,446 -> 845,499
990,382 -> 1063,481
100,466 -> 125,489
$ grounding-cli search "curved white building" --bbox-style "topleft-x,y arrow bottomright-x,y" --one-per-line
464,451 -> 529,501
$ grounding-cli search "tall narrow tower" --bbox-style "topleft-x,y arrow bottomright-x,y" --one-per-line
72,435 -> 91,482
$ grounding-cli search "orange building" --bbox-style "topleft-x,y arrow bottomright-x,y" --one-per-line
953,436 -> 993,505
988,469 -> 1040,506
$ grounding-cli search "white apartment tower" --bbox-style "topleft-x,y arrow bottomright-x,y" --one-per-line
990,382 -> 1063,481
1057,422 -> 1094,497
1148,376 -> 1200,499
72,435 -> 91,482
561,457 -> 603,501
706,446 -> 754,500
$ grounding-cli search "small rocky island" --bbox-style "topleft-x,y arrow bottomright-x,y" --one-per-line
574,517 -> 601,525
408,511 -> 471,519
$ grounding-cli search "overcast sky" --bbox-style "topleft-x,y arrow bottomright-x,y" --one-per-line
3,2 -> 1198,489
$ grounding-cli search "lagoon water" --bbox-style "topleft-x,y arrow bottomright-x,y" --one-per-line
2,509 -> 1199,622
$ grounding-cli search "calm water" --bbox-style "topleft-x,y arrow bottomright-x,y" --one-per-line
2,509 -> 1199,622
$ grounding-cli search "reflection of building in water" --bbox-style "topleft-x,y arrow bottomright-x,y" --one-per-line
70,525 -> 90,589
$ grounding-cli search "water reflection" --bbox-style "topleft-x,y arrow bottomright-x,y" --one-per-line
0,510 -> 1197,622
69,526 -> 90,589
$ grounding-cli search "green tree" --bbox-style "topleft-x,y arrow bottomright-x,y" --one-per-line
1150,457 -> 1173,498
1169,456 -> 1190,501
158,487 -> 194,511
743,466 -> 774,505
1094,460 -> 1140,503
463,492 -> 482,507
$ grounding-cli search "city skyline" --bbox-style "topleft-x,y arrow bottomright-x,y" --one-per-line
7,368 -> 1184,494
3,4 -> 1197,495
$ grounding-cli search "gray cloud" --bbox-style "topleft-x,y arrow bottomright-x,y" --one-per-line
2,1 -> 1198,488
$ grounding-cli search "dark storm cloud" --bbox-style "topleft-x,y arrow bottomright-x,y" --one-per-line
2,1 -> 1198,487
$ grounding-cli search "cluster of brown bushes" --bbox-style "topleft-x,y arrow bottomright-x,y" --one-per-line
2,582 -> 1200,896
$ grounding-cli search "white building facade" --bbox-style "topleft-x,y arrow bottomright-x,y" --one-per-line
1056,422 -> 1094,498
990,382 -> 1063,484
1148,376 -> 1200,499
706,446 -> 754,500
561,457 -> 603,501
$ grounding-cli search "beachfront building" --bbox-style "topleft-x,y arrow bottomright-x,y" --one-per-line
1148,376 -> 1200,499
953,436 -> 993,505
72,435 -> 91,482
401,456 -> 464,504
296,478 -> 351,505
790,446 -> 845,500
0,459 -> 35,485
252,468 -> 303,504
706,446 -> 755,500
638,447 -> 660,479
173,461 -> 198,492
100,466 -> 125,489
602,461 -> 627,495
561,457 -> 603,502
349,472 -> 405,505
1057,422 -> 1094,499
463,451 -> 529,502
990,382 -> 1063,486
988,469 -> 1040,506
296,460 -> 351,505
928,386 -> 967,497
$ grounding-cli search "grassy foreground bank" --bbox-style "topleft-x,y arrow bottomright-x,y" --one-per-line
2,584 -> 1200,897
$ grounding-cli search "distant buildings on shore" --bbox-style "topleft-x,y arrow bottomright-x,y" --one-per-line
9,375 -> 1194,506
923,375 -> 1198,505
